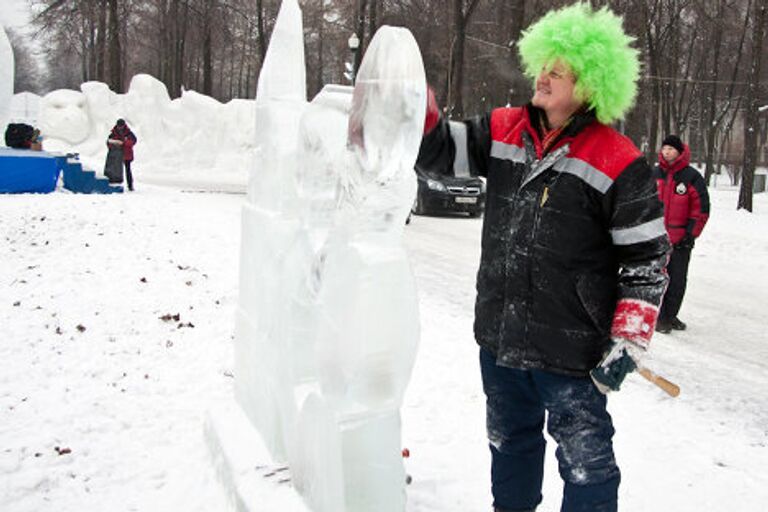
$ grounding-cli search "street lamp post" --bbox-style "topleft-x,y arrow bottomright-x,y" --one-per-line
348,32 -> 360,84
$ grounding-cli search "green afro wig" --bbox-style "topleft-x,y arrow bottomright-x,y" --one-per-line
518,2 -> 639,124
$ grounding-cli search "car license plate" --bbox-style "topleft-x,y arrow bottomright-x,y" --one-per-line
455,196 -> 477,204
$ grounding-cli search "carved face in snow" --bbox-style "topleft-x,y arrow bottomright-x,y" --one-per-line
39,89 -> 91,144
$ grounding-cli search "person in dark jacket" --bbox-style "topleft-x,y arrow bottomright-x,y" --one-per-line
653,135 -> 710,333
107,119 -> 138,191
416,4 -> 670,512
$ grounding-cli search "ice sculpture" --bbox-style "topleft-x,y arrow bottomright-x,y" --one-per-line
234,0 -> 307,463
233,0 -> 425,509
0,27 -> 14,140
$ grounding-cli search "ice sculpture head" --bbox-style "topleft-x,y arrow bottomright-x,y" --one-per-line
346,27 -> 427,229
39,89 -> 91,144
297,85 -> 353,228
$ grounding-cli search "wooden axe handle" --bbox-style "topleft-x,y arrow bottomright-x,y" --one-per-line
638,367 -> 680,397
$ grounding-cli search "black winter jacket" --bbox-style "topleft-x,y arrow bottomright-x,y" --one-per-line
417,106 -> 670,376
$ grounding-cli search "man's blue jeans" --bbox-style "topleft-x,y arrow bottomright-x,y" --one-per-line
480,349 -> 620,512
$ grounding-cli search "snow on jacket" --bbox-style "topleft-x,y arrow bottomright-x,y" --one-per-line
107,125 -> 137,162
417,105 -> 670,376
653,144 -> 710,245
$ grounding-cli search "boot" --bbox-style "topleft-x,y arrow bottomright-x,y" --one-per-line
671,317 -> 687,331
655,319 -> 672,334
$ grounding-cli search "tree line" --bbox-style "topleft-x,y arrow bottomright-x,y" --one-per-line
12,0 -> 768,210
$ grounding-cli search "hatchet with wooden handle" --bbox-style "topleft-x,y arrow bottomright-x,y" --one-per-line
638,367 -> 680,397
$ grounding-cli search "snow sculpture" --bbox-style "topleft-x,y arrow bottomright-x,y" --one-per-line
0,27 -> 14,141
12,69 -> 256,183
233,0 -> 425,509
122,74 -> 173,165
39,89 -> 91,144
81,82 -> 119,141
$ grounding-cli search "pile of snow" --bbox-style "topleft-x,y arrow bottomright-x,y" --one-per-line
8,74 -> 256,188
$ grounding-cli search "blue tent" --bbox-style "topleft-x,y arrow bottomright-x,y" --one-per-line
0,148 -> 62,194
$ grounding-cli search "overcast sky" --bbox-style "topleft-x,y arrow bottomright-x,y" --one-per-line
0,0 -> 33,31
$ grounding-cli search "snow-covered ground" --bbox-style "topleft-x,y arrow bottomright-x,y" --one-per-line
1,182 -> 767,511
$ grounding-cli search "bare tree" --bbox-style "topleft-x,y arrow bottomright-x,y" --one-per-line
738,0 -> 768,212
7,29 -> 42,94
446,0 -> 482,118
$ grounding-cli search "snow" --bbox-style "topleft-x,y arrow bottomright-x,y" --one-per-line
2,182 -> 767,511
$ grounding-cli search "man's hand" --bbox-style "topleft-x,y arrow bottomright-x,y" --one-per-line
590,339 -> 644,394
675,233 -> 695,250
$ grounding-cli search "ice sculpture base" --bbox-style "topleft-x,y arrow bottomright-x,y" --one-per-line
205,400 -> 311,512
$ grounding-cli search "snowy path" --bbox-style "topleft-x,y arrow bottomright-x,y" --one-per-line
1,185 -> 766,511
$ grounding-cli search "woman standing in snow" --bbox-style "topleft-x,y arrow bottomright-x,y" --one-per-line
417,4 -> 670,511
106,119 -> 138,191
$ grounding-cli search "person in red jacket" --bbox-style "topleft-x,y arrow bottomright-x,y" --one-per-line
107,119 -> 138,191
653,135 -> 710,333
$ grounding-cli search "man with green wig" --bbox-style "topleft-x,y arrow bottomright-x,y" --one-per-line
417,3 -> 670,511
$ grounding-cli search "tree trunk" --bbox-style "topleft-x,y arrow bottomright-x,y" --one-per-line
738,0 -> 768,211
506,0 -> 529,107
107,0 -> 122,92
256,0 -> 267,62
448,0 -> 480,119
703,0 -> 725,186
353,0 -> 368,82
646,20 -> 661,162
96,0 -> 107,81
202,2 -> 213,96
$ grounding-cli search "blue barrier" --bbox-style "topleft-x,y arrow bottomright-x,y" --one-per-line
0,148 -> 62,193
1,149 -> 123,194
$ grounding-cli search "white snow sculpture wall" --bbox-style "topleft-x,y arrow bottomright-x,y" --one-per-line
22,72 -> 255,184
233,0 -> 425,510
0,27 -> 14,142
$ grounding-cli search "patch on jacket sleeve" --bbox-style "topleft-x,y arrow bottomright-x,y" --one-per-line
611,298 -> 658,347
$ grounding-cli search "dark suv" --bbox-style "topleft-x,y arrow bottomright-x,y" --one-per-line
412,165 -> 486,217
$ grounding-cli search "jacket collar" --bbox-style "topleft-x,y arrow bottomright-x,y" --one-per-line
658,143 -> 691,174
524,104 -> 597,158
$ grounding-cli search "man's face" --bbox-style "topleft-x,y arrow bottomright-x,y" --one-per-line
661,145 -> 680,163
531,60 -> 582,124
